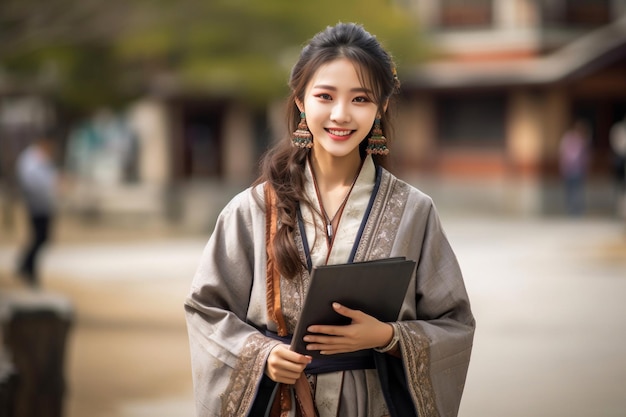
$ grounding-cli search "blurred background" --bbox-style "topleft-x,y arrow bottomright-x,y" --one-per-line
1,1 -> 625,416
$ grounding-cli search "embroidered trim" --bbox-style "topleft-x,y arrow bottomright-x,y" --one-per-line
397,322 -> 440,417
353,169 -> 390,261
222,333 -> 281,416
281,266 -> 308,334
369,180 -> 410,260
352,172 -> 410,262
349,164 -> 382,263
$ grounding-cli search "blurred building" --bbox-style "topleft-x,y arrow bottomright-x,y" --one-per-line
3,1 -> 626,230
141,0 -> 626,222
397,0 -> 626,214
120,96 -> 272,230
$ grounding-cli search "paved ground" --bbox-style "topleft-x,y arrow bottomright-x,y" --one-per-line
447,214 -> 626,417
1,210 -> 625,417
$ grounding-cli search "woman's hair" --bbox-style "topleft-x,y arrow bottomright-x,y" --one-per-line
256,22 -> 401,278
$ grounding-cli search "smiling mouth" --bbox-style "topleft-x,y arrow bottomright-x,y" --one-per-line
326,128 -> 354,137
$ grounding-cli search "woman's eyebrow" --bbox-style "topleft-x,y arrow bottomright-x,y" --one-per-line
312,84 -> 373,94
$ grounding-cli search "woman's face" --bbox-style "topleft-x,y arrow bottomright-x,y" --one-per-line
298,58 -> 379,161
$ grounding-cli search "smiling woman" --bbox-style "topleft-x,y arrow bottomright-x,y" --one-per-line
298,58 -> 380,165
184,22 -> 475,417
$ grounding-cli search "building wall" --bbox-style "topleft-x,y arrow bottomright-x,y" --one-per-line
397,0 -> 626,214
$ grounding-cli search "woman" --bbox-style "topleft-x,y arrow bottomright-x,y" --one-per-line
185,22 -> 475,417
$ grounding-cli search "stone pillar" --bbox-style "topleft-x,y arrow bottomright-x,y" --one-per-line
127,98 -> 172,186
507,89 -> 543,175
505,89 -> 546,214
0,290 -> 73,417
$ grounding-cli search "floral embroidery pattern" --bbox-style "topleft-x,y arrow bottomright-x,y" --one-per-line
397,323 -> 440,417
354,171 -> 409,262
353,170 -> 392,262
222,333 -> 280,416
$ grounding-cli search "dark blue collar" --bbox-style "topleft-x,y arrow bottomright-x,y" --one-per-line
297,164 -> 382,272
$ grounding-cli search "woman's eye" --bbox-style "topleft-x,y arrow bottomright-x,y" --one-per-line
316,94 -> 332,100
353,96 -> 370,103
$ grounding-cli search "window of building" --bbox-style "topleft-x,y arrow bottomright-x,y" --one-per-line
436,93 -> 507,147
439,0 -> 493,29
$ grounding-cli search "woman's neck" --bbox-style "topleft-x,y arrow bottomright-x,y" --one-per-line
309,151 -> 362,192
309,151 -> 363,230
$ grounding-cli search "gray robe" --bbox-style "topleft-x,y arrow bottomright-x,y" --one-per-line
185,156 -> 475,417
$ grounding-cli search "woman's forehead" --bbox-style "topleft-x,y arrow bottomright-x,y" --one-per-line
308,58 -> 376,92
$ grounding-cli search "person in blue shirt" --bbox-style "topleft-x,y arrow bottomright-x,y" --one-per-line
16,128 -> 60,287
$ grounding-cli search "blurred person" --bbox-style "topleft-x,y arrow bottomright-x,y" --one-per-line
559,119 -> 591,216
609,115 -> 626,218
185,23 -> 474,416
15,128 -> 60,287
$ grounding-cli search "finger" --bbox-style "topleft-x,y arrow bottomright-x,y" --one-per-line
332,303 -> 369,324
274,344 -> 313,365
307,341 -> 357,353
332,302 -> 361,318
303,333 -> 346,345
306,324 -> 345,336
268,369 -> 301,385
266,360 -> 307,383
273,368 -> 304,381
315,344 -> 355,355
283,351 -> 313,365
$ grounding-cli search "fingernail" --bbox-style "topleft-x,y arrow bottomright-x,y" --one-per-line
333,302 -> 341,308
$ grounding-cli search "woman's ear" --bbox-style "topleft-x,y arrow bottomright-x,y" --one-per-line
295,99 -> 304,113
381,99 -> 389,114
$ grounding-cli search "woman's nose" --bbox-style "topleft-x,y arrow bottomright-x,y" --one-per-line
330,102 -> 351,124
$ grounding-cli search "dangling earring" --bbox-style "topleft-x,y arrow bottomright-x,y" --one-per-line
292,112 -> 313,148
366,117 -> 389,155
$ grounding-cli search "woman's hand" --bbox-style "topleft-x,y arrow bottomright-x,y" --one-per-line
303,302 -> 394,355
265,344 -> 312,384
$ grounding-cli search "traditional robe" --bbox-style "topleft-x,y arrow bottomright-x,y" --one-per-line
185,156 -> 475,417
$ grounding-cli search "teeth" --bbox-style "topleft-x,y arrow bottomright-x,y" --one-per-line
328,129 -> 351,136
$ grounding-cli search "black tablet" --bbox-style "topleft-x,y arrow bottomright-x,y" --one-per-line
290,257 -> 416,359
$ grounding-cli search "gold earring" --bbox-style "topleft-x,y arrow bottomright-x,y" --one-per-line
366,118 -> 389,155
292,112 -> 313,148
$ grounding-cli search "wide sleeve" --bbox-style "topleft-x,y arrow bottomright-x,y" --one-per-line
389,199 -> 475,417
184,188 -> 282,416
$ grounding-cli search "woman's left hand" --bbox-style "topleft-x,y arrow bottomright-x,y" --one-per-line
303,302 -> 394,355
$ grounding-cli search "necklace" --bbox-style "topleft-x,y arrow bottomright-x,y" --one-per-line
311,161 -> 362,247
322,186 -> 351,241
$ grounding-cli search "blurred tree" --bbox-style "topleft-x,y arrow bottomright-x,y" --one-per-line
0,0 -> 138,112
0,0 -> 425,111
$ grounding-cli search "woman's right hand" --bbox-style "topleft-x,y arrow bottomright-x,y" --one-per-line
265,344 -> 312,384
